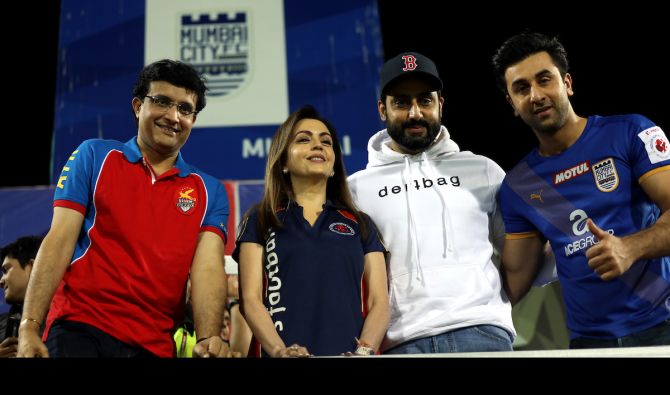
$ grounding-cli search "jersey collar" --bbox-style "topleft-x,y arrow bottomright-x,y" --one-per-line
122,137 -> 195,178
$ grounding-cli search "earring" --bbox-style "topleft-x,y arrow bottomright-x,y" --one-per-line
282,168 -> 288,174
329,171 -> 335,177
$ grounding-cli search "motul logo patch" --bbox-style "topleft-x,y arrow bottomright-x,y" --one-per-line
554,161 -> 590,185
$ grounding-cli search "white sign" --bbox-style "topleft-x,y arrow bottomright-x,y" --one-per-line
145,0 -> 289,127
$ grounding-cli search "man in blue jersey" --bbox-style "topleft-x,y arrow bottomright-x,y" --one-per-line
492,32 -> 670,348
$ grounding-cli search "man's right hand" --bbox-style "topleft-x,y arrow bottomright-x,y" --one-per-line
0,337 -> 18,358
17,326 -> 49,358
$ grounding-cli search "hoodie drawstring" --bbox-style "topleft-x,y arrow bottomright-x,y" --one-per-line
418,151 -> 455,258
402,155 -> 425,284
367,126 -> 461,286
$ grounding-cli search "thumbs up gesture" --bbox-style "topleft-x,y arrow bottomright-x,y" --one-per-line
585,219 -> 634,281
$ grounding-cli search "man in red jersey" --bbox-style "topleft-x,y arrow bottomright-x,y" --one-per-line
18,60 -> 231,358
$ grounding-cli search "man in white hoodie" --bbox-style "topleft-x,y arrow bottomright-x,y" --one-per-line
348,52 -> 515,354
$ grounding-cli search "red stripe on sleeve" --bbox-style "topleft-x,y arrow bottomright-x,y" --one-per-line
54,199 -> 86,215
201,225 -> 227,244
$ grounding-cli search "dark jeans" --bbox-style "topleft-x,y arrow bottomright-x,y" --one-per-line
46,319 -> 157,357
383,325 -> 514,354
570,319 -> 670,349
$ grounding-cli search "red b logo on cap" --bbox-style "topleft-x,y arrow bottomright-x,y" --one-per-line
402,55 -> 417,71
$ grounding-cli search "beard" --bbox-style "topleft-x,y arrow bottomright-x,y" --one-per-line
386,118 -> 442,152
524,111 -> 567,137
524,98 -> 570,137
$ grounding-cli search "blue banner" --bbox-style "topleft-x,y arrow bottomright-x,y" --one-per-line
52,0 -> 385,182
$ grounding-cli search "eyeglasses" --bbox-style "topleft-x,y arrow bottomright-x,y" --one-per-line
143,95 -> 198,118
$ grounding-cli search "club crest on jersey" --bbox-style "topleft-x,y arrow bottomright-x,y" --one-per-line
592,158 -> 619,192
175,186 -> 198,214
329,222 -> 355,236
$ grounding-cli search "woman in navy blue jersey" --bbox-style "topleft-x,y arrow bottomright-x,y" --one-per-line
234,106 -> 389,357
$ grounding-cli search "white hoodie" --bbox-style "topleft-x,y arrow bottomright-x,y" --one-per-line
348,126 -> 514,351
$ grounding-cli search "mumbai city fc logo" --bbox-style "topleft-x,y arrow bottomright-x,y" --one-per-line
592,158 -> 619,192
180,12 -> 249,97
329,222 -> 355,236
175,186 -> 198,214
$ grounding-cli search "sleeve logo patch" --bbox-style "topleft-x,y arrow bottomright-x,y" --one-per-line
638,126 -> 670,164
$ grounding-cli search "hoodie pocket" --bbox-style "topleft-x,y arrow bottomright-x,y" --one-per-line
388,264 -> 499,323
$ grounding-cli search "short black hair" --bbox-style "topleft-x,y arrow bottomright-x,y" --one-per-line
132,59 -> 208,113
492,31 -> 569,94
1,236 -> 43,269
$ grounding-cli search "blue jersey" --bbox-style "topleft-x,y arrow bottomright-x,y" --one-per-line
233,201 -> 385,356
500,114 -> 670,339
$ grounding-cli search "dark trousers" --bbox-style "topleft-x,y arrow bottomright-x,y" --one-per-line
570,319 -> 670,349
46,319 -> 157,358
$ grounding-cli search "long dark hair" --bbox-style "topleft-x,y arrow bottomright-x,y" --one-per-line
244,105 -> 370,239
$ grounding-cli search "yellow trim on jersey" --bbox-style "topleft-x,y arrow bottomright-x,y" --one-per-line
638,165 -> 670,184
57,176 -> 67,189
505,231 -> 540,240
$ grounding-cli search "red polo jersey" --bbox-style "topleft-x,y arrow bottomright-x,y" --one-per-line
45,138 -> 229,357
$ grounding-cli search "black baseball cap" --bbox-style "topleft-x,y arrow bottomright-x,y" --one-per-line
380,52 -> 443,96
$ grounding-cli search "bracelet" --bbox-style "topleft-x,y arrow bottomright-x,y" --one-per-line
196,336 -> 230,345
20,318 -> 41,327
353,345 -> 375,356
354,337 -> 375,355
